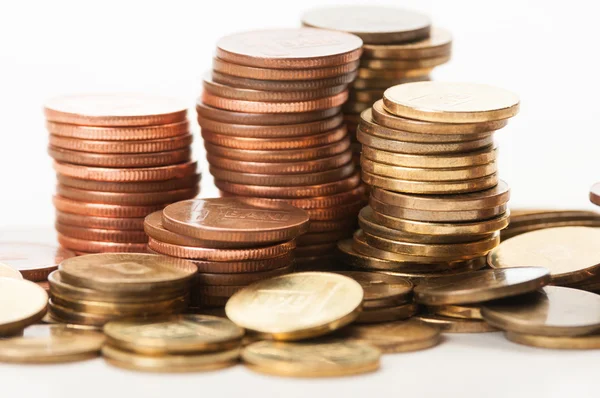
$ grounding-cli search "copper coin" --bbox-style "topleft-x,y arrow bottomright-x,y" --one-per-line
233,185 -> 367,209
46,120 -> 189,140
195,285 -> 243,298
57,173 -> 200,193
215,28 -> 363,69
214,171 -> 361,198
189,253 -> 293,274
0,243 -> 75,282
56,211 -> 145,231
298,230 -> 354,246
209,163 -> 354,186
56,185 -> 198,206
213,58 -> 359,81
196,263 -> 295,286
48,147 -> 191,168
201,90 -> 349,113
207,151 -> 352,175
55,223 -> 148,243
204,137 -> 351,162
362,28 -> 452,59
53,196 -> 164,218
57,234 -> 147,253
162,198 -> 310,245
305,201 -> 364,221
212,70 -> 357,92
295,242 -> 337,257
44,94 -> 187,127
197,113 -> 343,138
342,101 -> 371,115
357,67 -> 432,80
53,161 -> 197,182
590,183 -> 600,206
148,238 -> 295,261
360,55 -> 450,70
352,75 -> 431,90
49,134 -> 193,154
309,219 -> 357,233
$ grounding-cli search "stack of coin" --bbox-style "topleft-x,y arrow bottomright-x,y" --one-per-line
47,253 -> 196,326
145,198 -> 309,309
198,29 -> 367,267
44,94 -> 199,254
102,315 -> 243,372
502,209 -> 600,240
337,82 -> 519,283
302,5 -> 451,161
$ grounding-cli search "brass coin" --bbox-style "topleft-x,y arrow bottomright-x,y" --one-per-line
162,198 -> 309,245
336,271 -> 413,307
53,161 -> 198,182
361,158 -> 497,182
488,227 -> 600,285
352,75 -> 431,90
371,100 -> 508,135
383,82 -> 520,123
361,145 -> 497,169
211,71 -> 357,92
509,210 -> 600,226
57,173 -> 201,193
226,272 -> 363,340
196,263 -> 294,286
50,293 -> 186,316
57,234 -> 148,253
55,223 -> 148,244
415,314 -> 497,333
362,27 -> 452,59
59,253 -> 197,293
48,300 -> 111,327
0,263 -> 23,279
504,331 -> 600,350
104,315 -> 243,355
414,267 -> 550,306
242,340 -> 380,377
428,304 -> 483,320
48,133 -> 193,154
357,67 -> 433,80
481,286 -> 600,336
0,278 -> 48,336
48,147 -> 191,168
356,303 -> 418,323
0,242 -> 74,282
361,55 -> 450,70
56,211 -> 145,231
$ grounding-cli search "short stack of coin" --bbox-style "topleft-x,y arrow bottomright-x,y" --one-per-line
145,198 -> 309,308
198,29 -> 368,267
502,209 -> 600,240
337,81 -> 519,283
302,5 -> 452,161
44,94 -> 199,254
47,253 -> 196,326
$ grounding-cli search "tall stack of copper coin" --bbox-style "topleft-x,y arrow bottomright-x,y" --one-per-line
302,6 -> 452,162
44,94 -> 200,254
337,81 -> 520,284
145,198 -> 309,309
197,29 -> 367,269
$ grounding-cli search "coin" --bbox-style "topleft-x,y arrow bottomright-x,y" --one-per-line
58,235 -> 146,253
57,173 -> 201,193
504,331 -> 600,350
357,67 -> 432,80
242,340 -> 380,377
44,94 -> 187,127
162,198 -> 309,245
51,292 -> 186,316
53,161 -> 198,182
488,227 -> 600,285
0,278 -> 48,336
361,55 -> 451,70
336,271 -> 413,307
428,304 -> 483,320
303,201 -> 364,221
196,262 -> 294,286
55,223 -> 148,243
361,158 -> 496,182
298,230 -> 353,245
0,243 -> 75,282
56,185 -> 198,206
48,134 -> 193,154
361,145 -> 497,168
211,71 -> 357,92
53,196 -> 163,218
383,82 -> 520,123
357,303 -> 418,323
233,185 -> 366,209
46,121 -> 189,140
414,267 -> 550,306
49,147 -> 191,168
0,263 -> 23,279
362,170 -> 498,194
590,182 -> 600,206
502,221 -> 600,241
226,272 -> 363,340
56,212 -> 145,230
481,286 -> 600,336
309,219 -> 357,233
353,75 -> 430,90
362,27 -> 452,59
415,314 -> 497,333
48,299 -> 111,327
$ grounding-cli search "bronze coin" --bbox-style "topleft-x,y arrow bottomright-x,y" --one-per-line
356,303 -> 419,324
56,211 -> 145,231
46,120 -> 189,140
352,75 -> 431,90
362,27 -> 452,59
189,253 -> 293,274
49,134 -> 193,154
55,223 -> 148,244
309,219 -> 357,233
232,185 -> 367,209
361,158 -> 497,182
196,263 -> 295,286
48,147 -> 191,168
357,68 -> 432,80
53,161 -> 197,182
415,314 -> 497,333
211,71 -> 358,92
57,173 -> 200,193
215,28 -> 363,69
304,201 -> 364,221
57,234 -> 148,253
53,196 -> 164,218
44,94 -> 187,127
348,89 -> 384,104
336,271 -> 413,306
56,185 -> 198,206
590,182 -> 600,206
297,230 -> 353,246
361,145 -> 497,169
360,56 -> 450,70
295,242 -> 337,257
162,198 -> 309,245
0,242 -> 75,282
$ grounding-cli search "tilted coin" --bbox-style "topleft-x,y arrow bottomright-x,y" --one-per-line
415,314 -> 497,333
0,263 -> 23,279
48,133 -> 193,154
336,271 -> 413,307
50,293 -> 186,316
0,242 -> 75,282
225,272 -> 363,340
48,299 -> 112,327
361,145 -> 497,169
428,304 -> 483,320
508,210 -> 600,226
502,221 -> 600,241
504,331 -> 600,350
481,286 -> 600,336
356,303 -> 418,324
362,27 -> 452,59
0,278 -> 48,336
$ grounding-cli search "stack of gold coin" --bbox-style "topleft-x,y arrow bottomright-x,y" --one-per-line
198,29 -> 367,268
102,315 -> 243,372
302,5 -> 451,162
502,209 -> 600,240
145,198 -> 309,309
47,253 -> 197,326
44,94 -> 199,254
337,81 -> 519,282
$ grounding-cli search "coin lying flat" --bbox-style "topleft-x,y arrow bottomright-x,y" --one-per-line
225,272 -> 363,340
242,340 -> 380,377
362,27 -> 452,59
336,271 -> 413,308
590,183 -> 600,206
415,314 -> 497,333
504,331 -> 600,350
361,145 -> 497,169
356,303 -> 418,323
0,242 -> 75,281
0,278 -> 48,336
428,304 -> 483,320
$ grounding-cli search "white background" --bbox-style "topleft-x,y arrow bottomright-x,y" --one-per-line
1,0 -> 600,397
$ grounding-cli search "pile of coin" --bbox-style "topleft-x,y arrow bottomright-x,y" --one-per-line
337,81 -> 519,284
46,253 -> 196,326
302,5 -> 452,161
502,209 -> 600,240
197,29 -> 367,268
145,198 -> 309,309
44,94 -> 199,254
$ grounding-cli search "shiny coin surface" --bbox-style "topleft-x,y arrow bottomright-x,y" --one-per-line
362,27 -> 452,59
225,272 -> 363,340
0,278 -> 48,336
336,271 -> 412,307
504,331 -> 600,350
415,313 -> 497,333
0,242 -> 75,282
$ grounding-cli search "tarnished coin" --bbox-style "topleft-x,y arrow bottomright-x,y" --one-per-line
0,242 -> 75,281
336,271 -> 413,307
362,27 -> 452,59
0,263 -> 23,279
0,278 -> 48,336
226,272 -> 363,340
48,147 -> 191,168
361,145 -> 497,169
481,286 -> 600,336
48,134 -> 193,154
415,314 -> 497,333
504,331 -> 600,350
356,303 -> 418,323
242,340 -> 380,377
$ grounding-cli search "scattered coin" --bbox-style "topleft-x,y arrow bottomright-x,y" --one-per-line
0,242 -> 75,282
0,278 -> 48,336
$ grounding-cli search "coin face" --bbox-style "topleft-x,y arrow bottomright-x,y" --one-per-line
481,286 -> 600,336
225,272 -> 363,340
340,320 -> 440,353
383,82 -> 520,123
0,243 -> 75,281
0,278 -> 48,336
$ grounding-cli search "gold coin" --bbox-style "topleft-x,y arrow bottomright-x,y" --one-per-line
0,324 -> 105,363
502,220 -> 600,241
0,263 -> 23,279
103,315 -> 243,355
356,303 -> 418,323
102,344 -> 240,373
357,67 -> 432,80
509,210 -> 600,226
335,271 -> 413,308
50,292 -> 187,316
383,82 -> 520,123
338,320 -> 441,353
415,314 -> 497,333
362,27 -> 452,59
352,76 -> 430,90
481,286 -> 600,336
361,55 -> 450,70
0,278 -> 48,336
428,304 -> 483,320
48,300 -> 112,327
225,272 -> 363,340
380,260 -> 488,285
488,227 -> 600,285
361,145 -> 497,169
504,331 -> 600,350
414,267 -> 550,306
242,340 -> 380,377
59,253 -> 197,293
